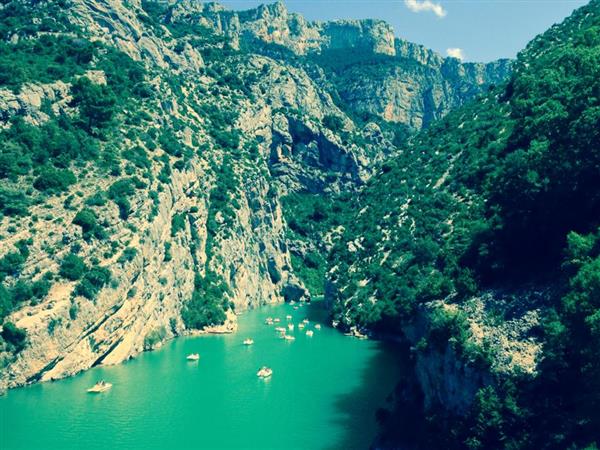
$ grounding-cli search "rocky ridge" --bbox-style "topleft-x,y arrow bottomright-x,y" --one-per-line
0,0 -> 404,389
171,0 -> 511,128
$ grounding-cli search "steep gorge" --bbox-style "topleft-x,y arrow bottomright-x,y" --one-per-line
0,0 -> 510,392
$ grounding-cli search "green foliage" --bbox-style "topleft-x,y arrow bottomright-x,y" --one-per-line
0,284 -> 12,321
143,326 -> 166,350
0,239 -> 30,282
69,300 -> 78,320
108,178 -> 143,220
322,114 -> 344,133
47,318 -> 61,336
1,321 -> 27,353
353,2 -> 600,448
122,145 -> 151,170
205,157 -> 240,251
33,166 -> 76,193
164,242 -> 172,262
282,192 -> 351,297
59,254 -> 87,281
74,265 -> 111,301
117,247 -> 137,264
0,34 -> 94,92
70,77 -> 117,131
0,188 -> 30,216
73,208 -> 105,240
171,213 -> 187,237
85,191 -> 108,207
181,271 -> 229,330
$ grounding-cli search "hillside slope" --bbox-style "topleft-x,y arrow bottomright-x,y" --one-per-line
328,1 -> 600,447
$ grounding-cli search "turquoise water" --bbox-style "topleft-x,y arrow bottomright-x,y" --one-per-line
0,301 -> 404,449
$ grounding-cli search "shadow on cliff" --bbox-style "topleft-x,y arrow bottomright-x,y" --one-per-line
323,339 -> 412,450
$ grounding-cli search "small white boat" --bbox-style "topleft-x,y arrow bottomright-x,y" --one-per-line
293,306 -> 299,310
302,319 -> 309,324
284,335 -> 295,341
286,315 -> 292,320
306,330 -> 314,337
275,326 -> 286,333
257,366 -> 273,378
314,324 -> 322,330
354,331 -> 368,340
265,317 -> 273,325
287,323 -> 294,331
243,338 -> 254,345
274,318 -> 281,323
186,353 -> 200,361
87,381 -> 112,393
298,323 -> 305,330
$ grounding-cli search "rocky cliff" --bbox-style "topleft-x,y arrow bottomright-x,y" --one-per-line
171,1 -> 511,129
0,0 -> 512,392
0,0 -> 406,389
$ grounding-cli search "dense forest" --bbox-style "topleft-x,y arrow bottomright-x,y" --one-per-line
328,1 -> 600,447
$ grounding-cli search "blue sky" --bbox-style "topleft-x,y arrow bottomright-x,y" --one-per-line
218,0 -> 589,62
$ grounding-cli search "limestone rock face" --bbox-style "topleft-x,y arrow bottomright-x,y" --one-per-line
0,0 -> 510,392
0,0 -> 389,390
174,1 -> 395,56
173,1 -> 511,129
68,0 -> 204,71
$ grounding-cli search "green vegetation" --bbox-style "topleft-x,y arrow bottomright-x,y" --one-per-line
340,2 -> 600,448
171,212 -> 187,237
1,322 -> 27,353
282,192 -> 351,296
108,177 -> 145,220
0,240 -> 34,322
181,272 -> 229,329
59,253 -> 110,301
143,326 -> 167,350
33,166 -> 77,193
117,247 -> 138,264
59,254 -> 87,281
74,265 -> 111,301
70,77 -> 117,132
73,208 -> 106,240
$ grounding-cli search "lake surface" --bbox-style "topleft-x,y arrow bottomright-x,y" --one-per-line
0,301 -> 404,450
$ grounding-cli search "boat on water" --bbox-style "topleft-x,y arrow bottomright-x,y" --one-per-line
284,335 -> 295,341
287,323 -> 294,331
286,315 -> 292,320
306,330 -> 314,337
298,323 -> 305,329
314,324 -> 322,330
243,338 -> 254,345
302,319 -> 309,324
186,353 -> 200,361
265,317 -> 273,325
257,367 -> 273,378
354,331 -> 368,340
87,380 -> 112,393
274,318 -> 281,323
275,326 -> 286,333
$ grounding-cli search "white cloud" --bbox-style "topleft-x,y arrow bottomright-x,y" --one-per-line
404,0 -> 447,18
446,48 -> 465,60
